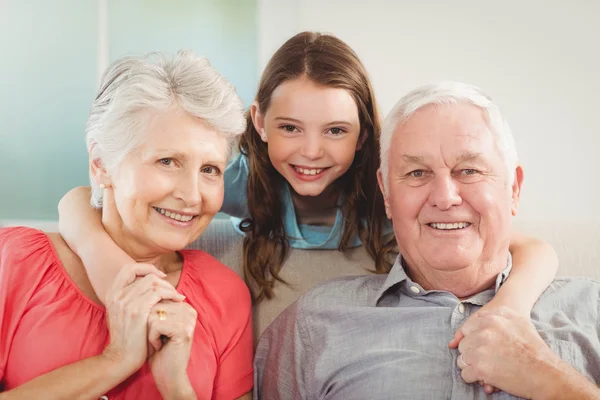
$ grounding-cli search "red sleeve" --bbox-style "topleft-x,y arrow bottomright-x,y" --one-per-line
0,227 -> 51,384
207,260 -> 254,400
212,302 -> 253,400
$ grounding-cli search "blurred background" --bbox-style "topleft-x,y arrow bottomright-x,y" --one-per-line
1,0 -> 598,227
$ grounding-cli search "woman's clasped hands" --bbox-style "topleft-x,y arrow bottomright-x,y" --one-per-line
102,263 -> 197,398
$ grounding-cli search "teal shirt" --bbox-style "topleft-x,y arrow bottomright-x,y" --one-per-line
222,154 -> 393,249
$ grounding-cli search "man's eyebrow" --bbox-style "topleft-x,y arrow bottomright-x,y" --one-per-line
402,154 -> 427,164
456,152 -> 484,163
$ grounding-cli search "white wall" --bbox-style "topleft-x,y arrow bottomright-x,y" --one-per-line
258,0 -> 600,222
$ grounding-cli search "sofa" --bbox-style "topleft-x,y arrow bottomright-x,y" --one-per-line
188,218 -> 600,340
4,217 -> 599,339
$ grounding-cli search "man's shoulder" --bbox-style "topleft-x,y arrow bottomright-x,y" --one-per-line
546,276 -> 600,294
297,274 -> 388,311
537,276 -> 600,318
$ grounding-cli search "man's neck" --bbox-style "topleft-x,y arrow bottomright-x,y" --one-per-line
403,257 -> 507,300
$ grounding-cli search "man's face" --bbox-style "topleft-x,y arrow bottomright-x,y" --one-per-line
378,103 -> 523,289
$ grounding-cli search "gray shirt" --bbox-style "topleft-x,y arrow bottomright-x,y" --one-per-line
254,255 -> 600,399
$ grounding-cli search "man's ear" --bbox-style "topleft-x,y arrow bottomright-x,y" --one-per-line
356,129 -> 368,151
377,169 -> 392,219
510,165 -> 524,216
250,102 -> 267,142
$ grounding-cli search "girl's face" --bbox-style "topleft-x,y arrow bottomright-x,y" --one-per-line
253,77 -> 364,197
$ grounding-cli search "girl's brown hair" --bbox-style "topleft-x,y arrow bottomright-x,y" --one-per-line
239,32 -> 396,302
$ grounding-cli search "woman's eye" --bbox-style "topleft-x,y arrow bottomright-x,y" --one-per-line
159,158 -> 172,166
201,166 -> 220,175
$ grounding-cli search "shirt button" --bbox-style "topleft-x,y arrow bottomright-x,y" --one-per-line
458,303 -> 465,314
410,286 -> 420,294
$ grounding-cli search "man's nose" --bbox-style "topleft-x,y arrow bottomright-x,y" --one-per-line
300,135 -> 325,160
428,174 -> 462,210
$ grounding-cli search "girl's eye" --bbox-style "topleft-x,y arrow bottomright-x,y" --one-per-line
328,127 -> 346,135
159,158 -> 172,166
282,125 -> 297,133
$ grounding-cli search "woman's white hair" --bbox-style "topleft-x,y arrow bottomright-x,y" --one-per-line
86,50 -> 246,208
379,81 -> 518,193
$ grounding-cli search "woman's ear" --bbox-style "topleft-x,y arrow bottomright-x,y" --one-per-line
90,155 -> 112,188
356,129 -> 368,151
250,102 -> 267,142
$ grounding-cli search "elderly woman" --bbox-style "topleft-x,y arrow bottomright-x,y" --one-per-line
0,52 -> 253,399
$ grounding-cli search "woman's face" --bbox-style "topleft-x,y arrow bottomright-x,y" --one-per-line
104,106 -> 228,254
256,77 -> 363,198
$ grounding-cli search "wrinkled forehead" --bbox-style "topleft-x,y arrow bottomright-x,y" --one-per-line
390,104 -> 500,165
132,108 -> 229,164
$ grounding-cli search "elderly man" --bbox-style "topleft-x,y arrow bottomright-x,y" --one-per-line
253,82 -> 600,399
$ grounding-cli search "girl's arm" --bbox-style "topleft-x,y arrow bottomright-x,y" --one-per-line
491,230 -> 559,315
450,231 -> 558,349
58,186 -> 134,304
449,231 -> 559,394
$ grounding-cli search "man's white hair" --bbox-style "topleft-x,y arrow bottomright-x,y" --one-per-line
86,50 -> 246,208
379,81 -> 518,193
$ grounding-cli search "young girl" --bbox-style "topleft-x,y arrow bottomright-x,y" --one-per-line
59,32 -> 558,318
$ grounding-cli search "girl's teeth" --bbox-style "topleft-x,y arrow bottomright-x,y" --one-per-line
295,167 -> 324,175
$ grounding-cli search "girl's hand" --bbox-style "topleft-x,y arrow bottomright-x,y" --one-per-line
147,300 -> 198,399
102,263 -> 186,376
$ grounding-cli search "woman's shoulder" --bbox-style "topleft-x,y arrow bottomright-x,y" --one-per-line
0,226 -> 54,266
0,226 -> 64,304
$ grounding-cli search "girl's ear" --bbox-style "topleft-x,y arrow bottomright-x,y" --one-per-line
250,102 -> 268,142
356,129 -> 368,151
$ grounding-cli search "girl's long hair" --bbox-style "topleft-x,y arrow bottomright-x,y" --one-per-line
240,32 -> 396,302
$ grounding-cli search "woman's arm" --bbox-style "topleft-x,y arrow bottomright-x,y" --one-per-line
58,186 -> 134,303
492,230 -> 559,315
0,353 -> 129,399
1,263 -> 186,399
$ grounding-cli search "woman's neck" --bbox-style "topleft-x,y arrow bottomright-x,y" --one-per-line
101,211 -> 181,274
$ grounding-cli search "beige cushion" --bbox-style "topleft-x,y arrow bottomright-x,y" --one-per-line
189,218 -> 600,339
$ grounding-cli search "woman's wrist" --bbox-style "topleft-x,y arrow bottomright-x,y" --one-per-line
156,373 -> 196,400
100,344 -> 142,380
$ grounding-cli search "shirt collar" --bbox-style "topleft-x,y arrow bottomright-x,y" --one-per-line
375,253 -> 513,306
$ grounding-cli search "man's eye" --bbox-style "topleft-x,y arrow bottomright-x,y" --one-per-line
461,169 -> 479,175
159,158 -> 172,166
409,170 -> 426,178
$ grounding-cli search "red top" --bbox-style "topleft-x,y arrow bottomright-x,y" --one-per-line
0,227 -> 253,399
